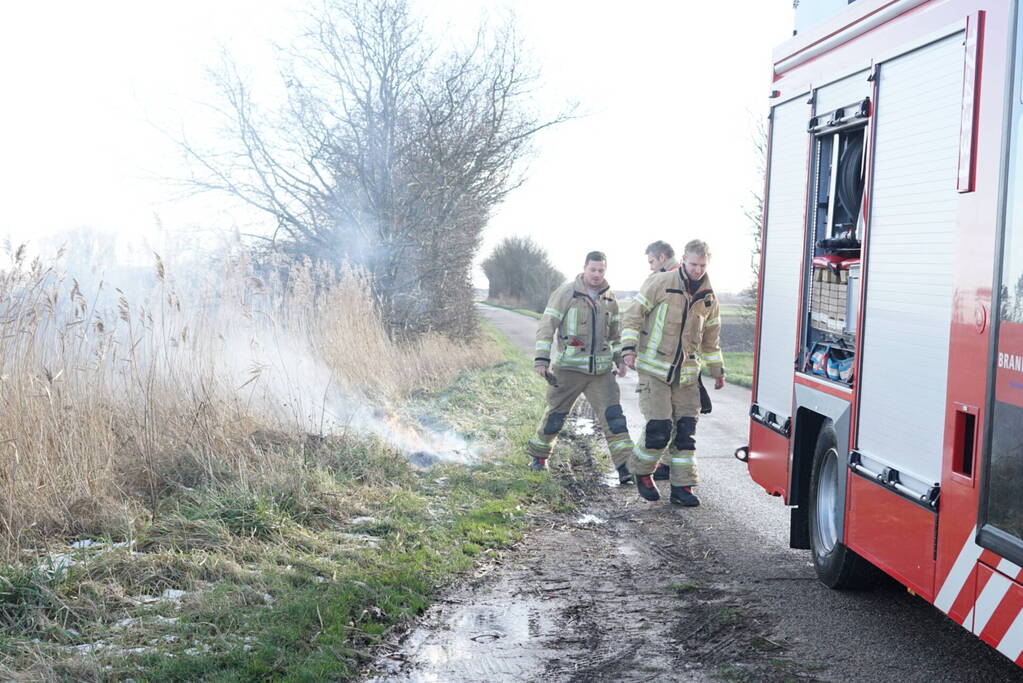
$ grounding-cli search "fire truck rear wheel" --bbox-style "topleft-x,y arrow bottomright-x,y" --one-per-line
808,422 -> 878,589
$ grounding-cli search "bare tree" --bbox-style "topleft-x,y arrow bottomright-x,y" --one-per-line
180,0 -> 568,337
482,236 -> 564,313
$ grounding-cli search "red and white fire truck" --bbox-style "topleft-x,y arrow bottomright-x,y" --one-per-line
740,0 -> 1023,665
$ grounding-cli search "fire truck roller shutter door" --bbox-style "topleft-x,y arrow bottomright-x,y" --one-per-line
855,31 -> 964,488
813,69 -> 871,114
756,93 -> 810,422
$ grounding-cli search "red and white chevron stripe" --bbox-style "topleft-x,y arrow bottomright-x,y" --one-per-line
934,527 -> 1023,664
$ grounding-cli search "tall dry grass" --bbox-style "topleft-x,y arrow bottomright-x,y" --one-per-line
0,246 -> 499,559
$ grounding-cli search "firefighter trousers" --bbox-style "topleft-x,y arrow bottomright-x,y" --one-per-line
628,374 -> 701,487
526,369 -> 634,467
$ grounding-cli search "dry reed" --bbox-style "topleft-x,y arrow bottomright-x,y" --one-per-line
0,246 -> 499,559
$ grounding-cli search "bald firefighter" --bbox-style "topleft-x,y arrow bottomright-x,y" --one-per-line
621,240 -> 725,505
527,251 -> 635,482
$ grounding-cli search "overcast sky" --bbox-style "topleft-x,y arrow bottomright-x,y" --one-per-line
0,1 -> 793,293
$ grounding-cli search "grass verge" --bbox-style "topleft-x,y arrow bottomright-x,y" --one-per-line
722,352 -> 753,388
702,352 -> 752,388
0,323 -> 572,681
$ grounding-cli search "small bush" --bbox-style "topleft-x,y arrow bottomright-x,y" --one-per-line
482,237 -> 566,313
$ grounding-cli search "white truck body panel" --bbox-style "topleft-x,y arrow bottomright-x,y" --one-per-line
856,32 -> 965,489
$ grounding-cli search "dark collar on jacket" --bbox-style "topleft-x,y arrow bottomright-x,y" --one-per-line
678,269 -> 712,301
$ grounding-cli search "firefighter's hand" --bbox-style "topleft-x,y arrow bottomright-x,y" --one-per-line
534,364 -> 548,378
623,354 -> 636,370
714,376 -> 725,390
616,362 -> 627,378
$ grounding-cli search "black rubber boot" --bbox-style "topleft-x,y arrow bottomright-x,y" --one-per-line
636,474 -> 660,501
670,485 -> 700,507
653,464 -> 670,481
528,456 -> 549,471
616,463 -> 634,485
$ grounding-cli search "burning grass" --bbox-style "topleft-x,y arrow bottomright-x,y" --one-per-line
0,318 -> 580,680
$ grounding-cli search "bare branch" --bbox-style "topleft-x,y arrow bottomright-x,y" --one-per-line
177,0 -> 569,338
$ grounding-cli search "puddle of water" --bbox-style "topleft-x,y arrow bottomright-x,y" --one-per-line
370,596 -> 557,682
618,543 -> 640,558
575,514 -> 606,526
573,418 -> 596,436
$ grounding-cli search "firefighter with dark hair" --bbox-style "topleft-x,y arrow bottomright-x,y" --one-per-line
527,251 -> 635,482
621,239 -> 725,505
645,240 -> 677,276
642,239 -> 682,481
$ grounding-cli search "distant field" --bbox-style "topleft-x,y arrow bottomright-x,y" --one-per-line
719,304 -> 754,317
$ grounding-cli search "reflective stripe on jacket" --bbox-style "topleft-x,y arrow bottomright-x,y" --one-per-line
621,269 -> 724,384
535,274 -> 623,375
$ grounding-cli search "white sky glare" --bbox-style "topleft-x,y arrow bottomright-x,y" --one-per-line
0,1 -> 793,293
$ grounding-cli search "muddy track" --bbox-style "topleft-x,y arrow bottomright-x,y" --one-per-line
365,432 -> 818,682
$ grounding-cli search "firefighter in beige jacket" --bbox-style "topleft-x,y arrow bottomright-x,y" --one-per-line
644,239 -> 678,282
621,240 -> 725,506
527,251 -> 635,481
642,240 -> 683,480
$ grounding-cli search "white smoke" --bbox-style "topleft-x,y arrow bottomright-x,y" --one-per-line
11,227 -> 475,466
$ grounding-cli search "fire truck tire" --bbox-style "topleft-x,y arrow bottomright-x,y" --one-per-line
808,422 -> 879,589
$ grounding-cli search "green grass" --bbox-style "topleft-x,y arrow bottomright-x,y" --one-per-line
480,301 -> 541,319
702,351 -> 752,389
712,663 -> 756,681
669,578 -> 703,595
0,323 -> 573,681
722,351 -> 753,388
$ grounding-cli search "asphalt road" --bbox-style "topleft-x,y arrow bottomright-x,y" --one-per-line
479,304 -> 1023,682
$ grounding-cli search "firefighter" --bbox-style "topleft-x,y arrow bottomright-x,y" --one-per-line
621,239 -> 725,505
642,240 -> 682,482
645,240 -> 678,276
528,251 -> 635,483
